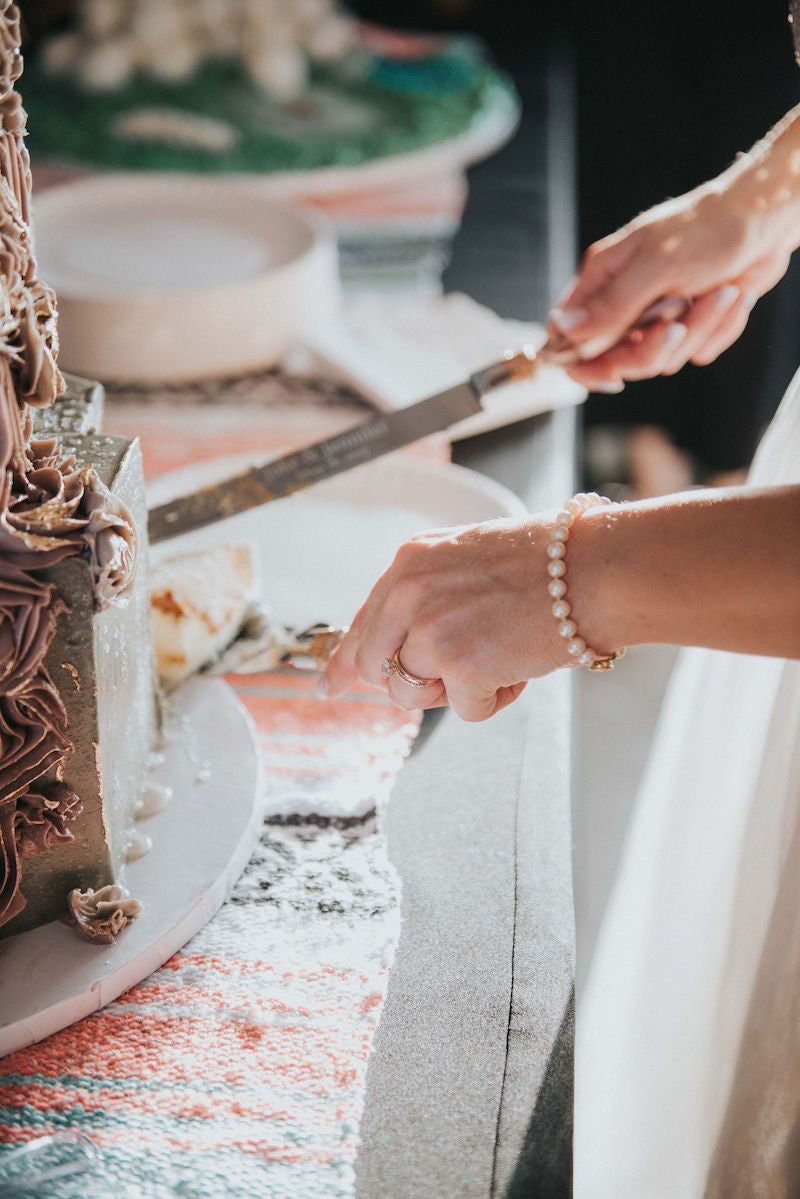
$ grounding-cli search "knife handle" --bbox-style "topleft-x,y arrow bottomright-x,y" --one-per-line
283,623 -> 348,668
470,294 -> 691,396
542,293 -> 691,364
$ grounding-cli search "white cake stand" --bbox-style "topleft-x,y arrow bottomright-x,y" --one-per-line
0,676 -> 261,1059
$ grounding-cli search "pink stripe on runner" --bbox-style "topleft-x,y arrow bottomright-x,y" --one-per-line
111,979 -> 380,1020
4,1013 -> 372,1088
156,956 -> 370,982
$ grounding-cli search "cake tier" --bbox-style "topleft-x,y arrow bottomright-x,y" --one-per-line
1,428 -> 156,937
32,371 -> 105,437
21,50 -> 517,176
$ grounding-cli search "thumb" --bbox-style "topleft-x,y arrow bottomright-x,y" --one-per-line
321,614 -> 362,698
548,234 -> 667,360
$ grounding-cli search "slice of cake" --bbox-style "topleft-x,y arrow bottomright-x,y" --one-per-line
150,543 -> 346,687
150,543 -> 254,690
0,3 -> 155,942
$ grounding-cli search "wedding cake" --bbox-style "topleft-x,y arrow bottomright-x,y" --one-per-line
0,3 -> 156,940
21,1 -> 516,176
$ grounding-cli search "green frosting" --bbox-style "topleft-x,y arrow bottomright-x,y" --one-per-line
20,50 -> 519,175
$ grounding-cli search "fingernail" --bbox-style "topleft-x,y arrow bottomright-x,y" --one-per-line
663,322 -> 688,349
315,676 -> 329,700
716,284 -> 740,308
554,276 -> 578,306
591,380 -> 625,394
550,306 -> 589,332
579,335 -> 614,360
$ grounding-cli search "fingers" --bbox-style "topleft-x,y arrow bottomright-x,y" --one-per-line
562,281 -> 761,389
736,247 -> 792,298
678,247 -> 788,366
322,609 -> 365,697
383,642 -> 446,710
326,616 -> 447,711
323,582 -> 523,721
660,285 -> 742,370
321,521 -> 537,723
564,320 -> 689,391
323,551 -> 406,696
548,231 -> 669,358
689,290 -> 758,365
550,223 -> 789,387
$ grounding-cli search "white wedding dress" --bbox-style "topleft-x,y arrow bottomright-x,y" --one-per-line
574,369 -> 800,1198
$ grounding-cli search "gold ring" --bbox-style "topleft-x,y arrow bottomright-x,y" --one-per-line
381,647 -> 439,689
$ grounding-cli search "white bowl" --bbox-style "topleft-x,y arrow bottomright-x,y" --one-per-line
32,175 -> 340,384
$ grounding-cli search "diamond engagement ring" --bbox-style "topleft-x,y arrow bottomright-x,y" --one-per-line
381,648 -> 439,689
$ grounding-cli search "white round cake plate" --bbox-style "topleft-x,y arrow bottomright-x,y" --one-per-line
31,177 -> 341,384
147,453 -> 529,628
0,676 -> 261,1059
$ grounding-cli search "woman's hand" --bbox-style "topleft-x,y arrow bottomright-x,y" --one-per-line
322,516 -> 574,722
322,486 -> 800,718
548,103 -> 800,391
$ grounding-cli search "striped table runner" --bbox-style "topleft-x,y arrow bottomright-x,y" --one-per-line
0,397 -> 424,1198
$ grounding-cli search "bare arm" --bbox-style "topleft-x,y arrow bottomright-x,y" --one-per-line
322,106 -> 800,722
569,484 -> 800,659
323,484 -> 800,721
549,102 -> 800,390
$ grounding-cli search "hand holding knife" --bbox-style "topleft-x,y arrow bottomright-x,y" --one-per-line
148,295 -> 690,545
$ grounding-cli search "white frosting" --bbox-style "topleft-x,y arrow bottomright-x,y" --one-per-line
42,0 -> 356,101
124,827 -> 152,863
135,782 -> 173,820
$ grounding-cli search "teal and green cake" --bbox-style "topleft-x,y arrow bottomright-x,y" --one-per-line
20,37 -> 519,176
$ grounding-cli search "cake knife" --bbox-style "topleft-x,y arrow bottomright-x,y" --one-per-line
148,295 -> 689,544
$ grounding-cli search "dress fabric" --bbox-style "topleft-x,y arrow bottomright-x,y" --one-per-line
574,369 -> 800,1198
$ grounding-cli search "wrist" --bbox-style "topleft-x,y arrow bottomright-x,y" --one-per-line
545,494 -> 627,669
561,500 -> 630,656
564,484 -> 800,660
713,106 -> 800,258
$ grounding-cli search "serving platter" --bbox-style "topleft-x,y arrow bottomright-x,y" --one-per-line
0,677 -> 260,1059
147,451 -> 530,627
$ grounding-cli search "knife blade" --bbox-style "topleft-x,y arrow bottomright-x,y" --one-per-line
148,294 -> 691,544
147,348 -> 538,543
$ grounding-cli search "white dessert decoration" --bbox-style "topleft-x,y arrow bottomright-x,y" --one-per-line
41,0 -> 357,101
110,107 -> 241,153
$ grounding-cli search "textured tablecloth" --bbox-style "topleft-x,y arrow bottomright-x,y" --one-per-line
0,388 -> 422,1199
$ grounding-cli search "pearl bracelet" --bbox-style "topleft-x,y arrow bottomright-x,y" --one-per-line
546,492 -> 626,672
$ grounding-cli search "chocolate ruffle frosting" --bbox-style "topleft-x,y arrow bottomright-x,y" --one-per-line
0,781 -> 81,924
0,0 -> 140,927
66,884 -> 142,945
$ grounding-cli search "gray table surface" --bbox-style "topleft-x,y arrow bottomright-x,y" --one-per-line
356,41 -> 578,1199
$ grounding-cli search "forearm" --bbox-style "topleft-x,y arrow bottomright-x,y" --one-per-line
568,485 -> 800,659
549,103 -> 800,385
714,100 -> 800,259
